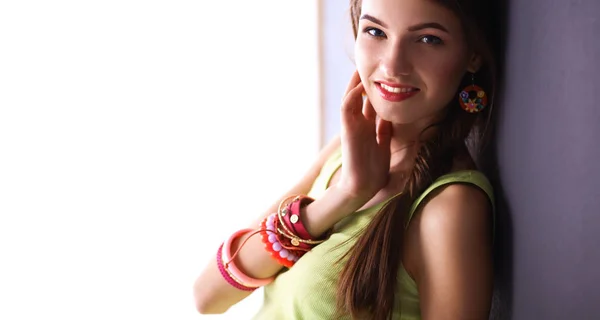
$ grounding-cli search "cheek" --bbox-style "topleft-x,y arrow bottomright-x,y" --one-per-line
422,54 -> 467,100
354,39 -> 378,81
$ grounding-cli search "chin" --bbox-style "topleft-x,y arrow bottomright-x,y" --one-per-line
372,100 -> 420,124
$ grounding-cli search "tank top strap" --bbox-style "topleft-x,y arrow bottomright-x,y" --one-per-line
405,170 -> 496,240
308,149 -> 495,240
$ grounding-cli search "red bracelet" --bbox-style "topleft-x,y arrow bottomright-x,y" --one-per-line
270,214 -> 310,255
277,195 -> 329,250
287,195 -> 316,240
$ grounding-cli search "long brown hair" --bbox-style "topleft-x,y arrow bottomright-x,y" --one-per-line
337,1 -> 499,319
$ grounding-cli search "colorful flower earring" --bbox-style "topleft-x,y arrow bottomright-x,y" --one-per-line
459,73 -> 487,113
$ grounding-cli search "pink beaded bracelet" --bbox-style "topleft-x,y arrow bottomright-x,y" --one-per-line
260,213 -> 302,268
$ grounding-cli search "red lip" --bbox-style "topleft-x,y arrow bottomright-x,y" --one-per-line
375,82 -> 420,102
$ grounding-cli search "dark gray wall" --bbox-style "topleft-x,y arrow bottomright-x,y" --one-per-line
322,0 -> 600,319
492,0 -> 600,318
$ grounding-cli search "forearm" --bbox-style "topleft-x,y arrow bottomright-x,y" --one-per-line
194,185 -> 361,314
301,185 -> 366,237
193,228 -> 282,314
234,185 -> 363,277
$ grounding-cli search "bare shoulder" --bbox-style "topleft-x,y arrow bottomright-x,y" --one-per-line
404,182 -> 494,318
421,182 -> 491,228
409,182 -> 492,260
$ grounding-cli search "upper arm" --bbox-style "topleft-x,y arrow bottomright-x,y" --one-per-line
412,183 -> 493,320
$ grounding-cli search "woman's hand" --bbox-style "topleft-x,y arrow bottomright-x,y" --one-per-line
336,70 -> 393,206
296,71 -> 394,236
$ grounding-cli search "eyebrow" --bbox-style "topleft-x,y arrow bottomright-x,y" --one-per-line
359,14 -> 449,33
408,22 -> 449,33
360,14 -> 388,28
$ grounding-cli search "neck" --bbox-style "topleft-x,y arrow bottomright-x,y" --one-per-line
388,122 -> 439,172
383,110 -> 448,189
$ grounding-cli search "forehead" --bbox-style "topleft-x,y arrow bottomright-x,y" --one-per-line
359,0 -> 461,32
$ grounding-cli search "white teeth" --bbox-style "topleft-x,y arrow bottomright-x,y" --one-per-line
380,83 -> 416,93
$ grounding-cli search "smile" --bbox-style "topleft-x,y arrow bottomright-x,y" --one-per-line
380,83 -> 417,93
375,82 -> 420,102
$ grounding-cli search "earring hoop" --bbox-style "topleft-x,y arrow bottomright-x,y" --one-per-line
459,73 -> 487,113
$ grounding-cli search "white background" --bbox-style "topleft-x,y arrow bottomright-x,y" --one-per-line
0,1 -> 320,319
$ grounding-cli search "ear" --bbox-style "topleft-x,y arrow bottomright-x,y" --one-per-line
466,53 -> 483,73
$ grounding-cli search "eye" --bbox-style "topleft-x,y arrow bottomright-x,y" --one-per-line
418,35 -> 443,45
364,27 -> 386,38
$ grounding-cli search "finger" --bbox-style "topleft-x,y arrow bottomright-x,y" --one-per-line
376,117 -> 393,146
362,95 -> 377,121
342,70 -> 362,99
341,82 -> 365,119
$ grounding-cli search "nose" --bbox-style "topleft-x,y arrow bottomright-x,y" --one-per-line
379,41 -> 412,78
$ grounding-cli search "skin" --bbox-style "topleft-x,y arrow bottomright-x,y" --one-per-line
353,0 -> 481,173
194,0 -> 493,317
336,0 -> 493,318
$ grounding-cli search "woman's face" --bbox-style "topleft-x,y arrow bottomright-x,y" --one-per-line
355,0 -> 479,125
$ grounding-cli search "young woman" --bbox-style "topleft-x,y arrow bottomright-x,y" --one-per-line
194,0 -> 499,318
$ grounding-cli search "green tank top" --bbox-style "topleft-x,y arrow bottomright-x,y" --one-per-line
252,147 -> 494,320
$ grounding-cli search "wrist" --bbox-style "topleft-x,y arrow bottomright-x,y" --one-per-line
323,185 -> 373,218
301,185 -> 369,237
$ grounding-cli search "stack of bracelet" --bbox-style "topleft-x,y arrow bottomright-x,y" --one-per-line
216,228 -> 275,291
216,195 -> 331,291
259,195 -> 328,268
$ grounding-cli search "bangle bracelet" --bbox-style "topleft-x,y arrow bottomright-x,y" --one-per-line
287,195 -> 317,240
216,243 -> 256,291
277,196 -> 325,246
271,215 -> 311,253
222,228 -> 275,288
